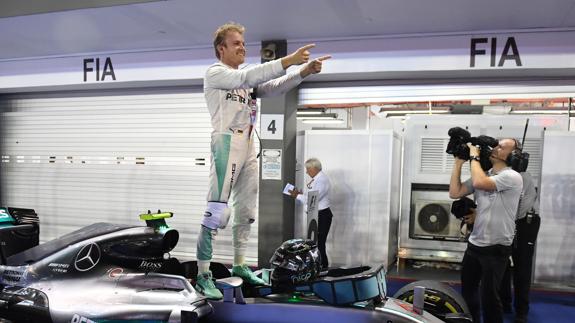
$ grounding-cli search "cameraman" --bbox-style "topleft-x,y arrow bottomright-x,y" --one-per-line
449,139 -> 523,323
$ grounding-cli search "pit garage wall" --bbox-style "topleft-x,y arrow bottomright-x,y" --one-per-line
5,30 -> 575,92
1,29 -> 575,273
535,131 -> 575,286
0,89 -> 263,265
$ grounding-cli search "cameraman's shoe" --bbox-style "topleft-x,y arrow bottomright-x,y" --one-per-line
232,264 -> 266,285
195,271 -> 223,300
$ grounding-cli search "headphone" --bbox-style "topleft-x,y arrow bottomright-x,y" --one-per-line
506,138 -> 529,172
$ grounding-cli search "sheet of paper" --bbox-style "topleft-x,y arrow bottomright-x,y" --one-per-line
283,183 -> 295,196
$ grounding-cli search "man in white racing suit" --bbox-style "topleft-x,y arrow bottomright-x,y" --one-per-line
196,22 -> 331,299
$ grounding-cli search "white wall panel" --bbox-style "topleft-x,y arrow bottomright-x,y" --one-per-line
299,130 -> 401,268
535,131 -> 575,286
0,88 -> 259,265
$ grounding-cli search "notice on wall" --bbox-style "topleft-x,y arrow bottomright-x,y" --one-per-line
262,149 -> 282,180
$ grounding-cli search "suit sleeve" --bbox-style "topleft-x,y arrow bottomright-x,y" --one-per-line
205,60 -> 285,90
257,69 -> 304,97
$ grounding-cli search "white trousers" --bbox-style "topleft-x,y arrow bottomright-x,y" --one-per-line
198,130 -> 258,261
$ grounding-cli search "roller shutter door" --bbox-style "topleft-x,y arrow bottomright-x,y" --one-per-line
0,88 -> 259,265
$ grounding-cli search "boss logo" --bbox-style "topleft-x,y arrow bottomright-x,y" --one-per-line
139,260 -> 162,270
291,272 -> 312,283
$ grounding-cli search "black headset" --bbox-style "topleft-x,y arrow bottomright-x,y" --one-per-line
505,121 -> 530,172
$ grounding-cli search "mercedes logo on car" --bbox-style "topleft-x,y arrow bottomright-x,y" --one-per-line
74,243 -> 101,272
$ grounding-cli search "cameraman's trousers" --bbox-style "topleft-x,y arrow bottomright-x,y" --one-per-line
462,242 -> 511,323
500,214 -> 541,318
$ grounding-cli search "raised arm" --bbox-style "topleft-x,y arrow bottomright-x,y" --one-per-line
206,43 -> 327,91
467,143 -> 497,191
449,157 -> 471,199
205,60 -> 285,90
258,55 -> 332,97
280,44 -> 316,69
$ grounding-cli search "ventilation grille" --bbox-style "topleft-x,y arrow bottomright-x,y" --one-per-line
420,138 -> 454,174
420,137 -> 543,180
523,138 -> 543,182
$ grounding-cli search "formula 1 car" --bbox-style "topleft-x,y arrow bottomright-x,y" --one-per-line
0,208 -> 471,323
0,209 -> 211,322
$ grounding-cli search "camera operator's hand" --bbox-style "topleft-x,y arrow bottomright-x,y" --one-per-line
463,209 -> 476,225
467,143 -> 480,158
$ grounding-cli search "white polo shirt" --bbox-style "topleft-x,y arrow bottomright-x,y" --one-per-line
296,170 -> 331,211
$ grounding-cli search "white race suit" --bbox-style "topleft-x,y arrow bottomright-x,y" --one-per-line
197,59 -> 304,262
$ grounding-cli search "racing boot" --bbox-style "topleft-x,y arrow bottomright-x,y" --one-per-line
195,271 -> 223,300
232,264 -> 266,285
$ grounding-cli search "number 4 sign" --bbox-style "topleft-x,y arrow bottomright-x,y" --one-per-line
260,114 -> 284,140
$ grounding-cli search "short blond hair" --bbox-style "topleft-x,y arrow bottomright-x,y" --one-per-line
213,22 -> 245,59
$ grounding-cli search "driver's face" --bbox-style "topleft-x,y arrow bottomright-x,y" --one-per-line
219,31 -> 245,68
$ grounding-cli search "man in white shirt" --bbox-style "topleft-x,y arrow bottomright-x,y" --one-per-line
289,158 -> 333,269
196,22 -> 330,299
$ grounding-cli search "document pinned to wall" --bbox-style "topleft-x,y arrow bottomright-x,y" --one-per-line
262,149 -> 282,180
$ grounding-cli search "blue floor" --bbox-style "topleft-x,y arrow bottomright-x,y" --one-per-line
386,278 -> 575,323
517,290 -> 575,323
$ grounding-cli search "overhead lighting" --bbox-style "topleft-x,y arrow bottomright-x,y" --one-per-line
510,110 -> 569,114
483,106 -> 512,115
297,111 -> 326,116
296,108 -> 326,116
302,119 -> 345,124
297,111 -> 344,124
383,110 -> 449,115
297,113 -> 338,120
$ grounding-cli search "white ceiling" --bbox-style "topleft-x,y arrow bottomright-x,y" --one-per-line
1,0 -> 575,61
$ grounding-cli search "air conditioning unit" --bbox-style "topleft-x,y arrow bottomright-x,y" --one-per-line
409,189 -> 463,241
